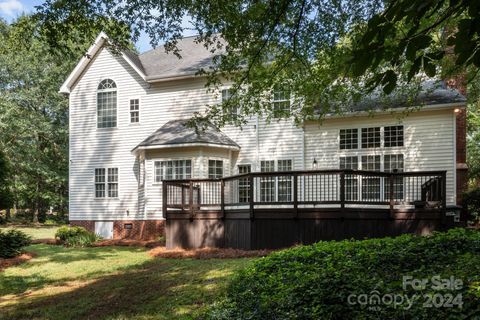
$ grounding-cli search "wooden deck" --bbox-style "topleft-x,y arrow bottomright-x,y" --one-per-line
163,170 -> 453,249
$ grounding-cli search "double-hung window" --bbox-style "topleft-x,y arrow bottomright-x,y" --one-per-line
130,99 -> 140,123
361,127 -> 381,148
272,86 -> 290,114
277,160 -> 293,201
208,160 -> 224,179
260,160 -> 293,202
107,168 -> 119,197
97,79 -> 117,128
384,154 -> 404,200
361,155 -> 381,200
154,160 -> 192,182
339,129 -> 358,150
221,89 -> 239,121
384,125 -> 404,147
339,156 -> 359,200
238,164 -> 251,203
95,167 -> 118,198
260,160 -> 276,202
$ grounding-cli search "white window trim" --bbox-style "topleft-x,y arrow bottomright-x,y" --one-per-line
152,158 -> 194,185
258,159 -> 293,202
220,87 -> 241,120
129,96 -> 141,125
93,167 -> 120,200
96,78 -> 119,131
207,157 -> 226,179
271,87 -> 292,116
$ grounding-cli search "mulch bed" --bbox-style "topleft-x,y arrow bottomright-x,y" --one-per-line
93,239 -> 164,248
0,252 -> 37,271
31,239 -> 62,245
148,246 -> 271,259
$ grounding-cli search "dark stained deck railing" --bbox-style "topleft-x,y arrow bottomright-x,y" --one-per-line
163,170 -> 447,217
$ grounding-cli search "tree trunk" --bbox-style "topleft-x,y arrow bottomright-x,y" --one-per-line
33,180 -> 39,223
6,207 -> 10,221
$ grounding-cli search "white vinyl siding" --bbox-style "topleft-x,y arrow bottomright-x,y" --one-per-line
68,45 -> 459,222
304,109 -> 457,205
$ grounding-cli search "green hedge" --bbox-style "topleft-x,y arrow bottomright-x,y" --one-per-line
207,229 -> 480,319
464,188 -> 480,224
0,229 -> 31,258
55,226 -> 101,247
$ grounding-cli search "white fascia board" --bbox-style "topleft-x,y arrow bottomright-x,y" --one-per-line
131,143 -> 241,155
59,31 -> 147,94
304,102 -> 467,123
59,32 -> 108,94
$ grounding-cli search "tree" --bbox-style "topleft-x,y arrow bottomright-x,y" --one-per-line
35,1 -> 480,124
0,15 -> 132,222
34,0 -> 480,185
0,150 -> 13,219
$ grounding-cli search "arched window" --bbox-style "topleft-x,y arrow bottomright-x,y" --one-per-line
97,79 -> 117,128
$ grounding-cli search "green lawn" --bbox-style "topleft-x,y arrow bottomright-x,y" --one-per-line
0,225 -> 61,239
0,244 -> 252,320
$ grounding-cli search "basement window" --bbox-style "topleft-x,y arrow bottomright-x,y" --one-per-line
124,223 -> 133,229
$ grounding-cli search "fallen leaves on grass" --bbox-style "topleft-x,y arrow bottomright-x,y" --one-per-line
0,252 -> 37,271
148,247 -> 271,259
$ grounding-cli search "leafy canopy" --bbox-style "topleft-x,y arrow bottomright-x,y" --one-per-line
35,0 -> 480,126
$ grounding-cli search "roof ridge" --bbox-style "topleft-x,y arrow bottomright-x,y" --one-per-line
139,34 -> 202,55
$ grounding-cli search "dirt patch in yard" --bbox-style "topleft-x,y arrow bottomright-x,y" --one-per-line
148,247 -> 271,259
0,252 -> 37,271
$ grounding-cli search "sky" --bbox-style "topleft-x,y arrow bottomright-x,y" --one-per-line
0,0 -> 195,52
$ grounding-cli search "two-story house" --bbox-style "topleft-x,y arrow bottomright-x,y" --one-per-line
61,32 -> 467,245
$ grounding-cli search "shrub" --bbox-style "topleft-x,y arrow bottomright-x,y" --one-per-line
0,229 -> 31,258
64,232 -> 101,247
206,229 -> 480,320
55,226 -> 101,247
463,188 -> 480,224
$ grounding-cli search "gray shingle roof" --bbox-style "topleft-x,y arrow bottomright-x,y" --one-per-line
133,119 -> 240,151
124,49 -> 145,74
348,80 -> 466,112
137,36 -> 224,80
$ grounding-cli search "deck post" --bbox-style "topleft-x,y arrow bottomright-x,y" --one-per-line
389,174 -> 394,216
340,171 -> 345,213
442,171 -> 447,214
293,174 -> 298,218
220,179 -> 225,219
189,181 -> 194,220
181,184 -> 185,213
249,174 -> 254,220
162,181 -> 167,217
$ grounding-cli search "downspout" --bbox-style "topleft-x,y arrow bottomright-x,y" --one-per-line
301,125 -> 306,170
452,110 -> 457,205
255,116 -> 260,171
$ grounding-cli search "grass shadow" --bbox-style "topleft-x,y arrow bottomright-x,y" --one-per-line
1,254 -> 250,320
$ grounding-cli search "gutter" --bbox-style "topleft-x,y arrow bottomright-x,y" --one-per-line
131,142 -> 241,154
304,102 -> 467,124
